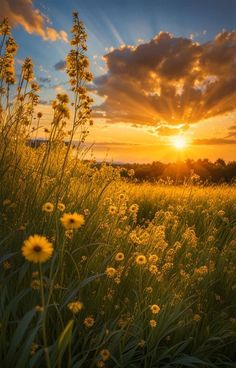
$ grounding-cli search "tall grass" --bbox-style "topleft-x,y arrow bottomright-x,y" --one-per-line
0,14 -> 236,368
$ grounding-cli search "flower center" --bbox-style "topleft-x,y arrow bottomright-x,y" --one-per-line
69,218 -> 75,223
33,245 -> 42,253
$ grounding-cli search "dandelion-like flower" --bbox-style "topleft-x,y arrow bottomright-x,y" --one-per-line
57,202 -> 66,212
150,304 -> 160,314
42,202 -> 54,213
83,316 -> 95,328
135,255 -> 147,265
129,204 -> 139,213
22,235 -> 53,263
60,212 -> 85,229
67,300 -> 83,314
149,319 -> 157,328
100,349 -> 110,361
108,205 -> 117,215
149,254 -> 158,264
105,267 -> 117,278
115,252 -> 125,261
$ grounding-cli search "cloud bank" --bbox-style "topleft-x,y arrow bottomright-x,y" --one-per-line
1,0 -> 68,42
94,30 -> 236,130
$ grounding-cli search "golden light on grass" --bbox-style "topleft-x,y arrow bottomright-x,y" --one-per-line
172,135 -> 187,150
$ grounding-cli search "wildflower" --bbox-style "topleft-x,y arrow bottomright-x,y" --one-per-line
135,255 -> 147,265
150,304 -> 160,314
115,252 -> 125,261
65,229 -> 73,239
149,265 -> 158,274
149,319 -> 157,328
105,267 -> 117,278
84,316 -> 95,328
31,280 -> 41,289
108,205 -> 117,215
22,235 -> 53,263
35,305 -> 44,312
193,314 -> 201,322
149,254 -> 158,264
84,208 -> 90,216
119,193 -> 126,201
100,349 -> 110,361
42,202 -> 54,213
57,202 -> 65,212
96,361 -> 105,368
194,265 -> 208,276
30,342 -> 39,355
129,204 -> 139,213
67,300 -> 83,314
145,286 -> 153,294
60,212 -> 85,229
3,199 -> 11,206
137,339 -> 145,348
3,261 -> 11,270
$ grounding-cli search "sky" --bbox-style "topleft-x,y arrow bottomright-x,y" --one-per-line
2,0 -> 236,162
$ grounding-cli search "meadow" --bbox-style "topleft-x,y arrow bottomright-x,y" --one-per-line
0,14 -> 236,368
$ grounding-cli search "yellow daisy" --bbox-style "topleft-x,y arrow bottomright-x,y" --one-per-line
83,316 -> 95,328
100,349 -> 110,361
135,255 -> 147,265
60,212 -> 85,229
57,202 -> 65,212
22,235 -> 53,263
115,252 -> 125,261
150,304 -> 160,314
67,300 -> 83,314
42,202 -> 54,213
149,319 -> 157,328
105,267 -> 117,278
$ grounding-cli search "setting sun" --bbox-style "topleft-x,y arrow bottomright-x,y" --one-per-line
172,136 -> 186,149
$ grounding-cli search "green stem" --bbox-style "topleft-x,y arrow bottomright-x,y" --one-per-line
39,263 -> 51,368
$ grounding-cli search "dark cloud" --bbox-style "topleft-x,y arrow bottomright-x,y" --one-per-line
193,138 -> 236,145
54,60 -> 66,71
94,30 -> 236,128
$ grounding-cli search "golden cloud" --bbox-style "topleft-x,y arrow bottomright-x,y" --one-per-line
94,30 -> 236,129
1,0 -> 68,42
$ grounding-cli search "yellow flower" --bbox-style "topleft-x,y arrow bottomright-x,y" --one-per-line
115,252 -> 125,261
129,204 -> 139,213
22,235 -> 53,263
42,202 -> 54,213
135,255 -> 147,265
108,205 -> 117,215
100,349 -> 110,361
149,254 -> 158,264
84,316 -> 95,328
67,300 -> 83,314
149,319 -> 157,328
150,304 -> 160,314
57,202 -> 65,212
193,314 -> 201,322
60,212 -> 85,229
105,267 -> 117,278
145,286 -> 153,294
149,265 -> 158,274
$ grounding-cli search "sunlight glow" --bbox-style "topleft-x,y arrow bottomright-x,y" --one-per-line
172,135 -> 186,149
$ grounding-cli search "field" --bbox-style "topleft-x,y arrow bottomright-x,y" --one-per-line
1,15 -> 236,368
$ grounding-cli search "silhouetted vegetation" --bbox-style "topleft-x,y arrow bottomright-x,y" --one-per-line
118,158 -> 236,183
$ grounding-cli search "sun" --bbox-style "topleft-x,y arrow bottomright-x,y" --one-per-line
172,135 -> 186,150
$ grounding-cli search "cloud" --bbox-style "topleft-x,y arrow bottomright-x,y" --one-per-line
1,0 -> 68,42
193,138 -> 236,145
54,60 -> 66,71
94,30 -> 236,129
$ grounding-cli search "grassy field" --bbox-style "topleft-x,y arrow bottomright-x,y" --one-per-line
1,15 -> 236,368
